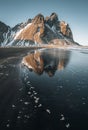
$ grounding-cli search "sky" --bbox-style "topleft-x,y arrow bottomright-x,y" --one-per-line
0,0 -> 88,45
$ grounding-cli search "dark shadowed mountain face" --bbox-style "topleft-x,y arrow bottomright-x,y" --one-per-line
0,21 -> 9,44
0,13 -> 79,47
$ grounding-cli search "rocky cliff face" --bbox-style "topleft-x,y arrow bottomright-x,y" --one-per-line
15,14 -> 45,43
0,13 -> 79,46
60,21 -> 73,39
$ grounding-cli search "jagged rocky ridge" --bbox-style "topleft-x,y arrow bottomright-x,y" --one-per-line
0,13 -> 79,46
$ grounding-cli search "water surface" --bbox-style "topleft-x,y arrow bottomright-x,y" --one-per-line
0,48 -> 88,130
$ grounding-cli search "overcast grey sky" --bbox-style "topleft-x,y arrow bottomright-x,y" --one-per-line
0,0 -> 88,45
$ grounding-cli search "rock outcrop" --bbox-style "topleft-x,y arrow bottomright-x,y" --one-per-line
60,21 -> 73,39
14,14 -> 45,44
45,12 -> 58,27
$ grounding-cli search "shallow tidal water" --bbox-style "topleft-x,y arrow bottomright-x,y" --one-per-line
0,48 -> 88,130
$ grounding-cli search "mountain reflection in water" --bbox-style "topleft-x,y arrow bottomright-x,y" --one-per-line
22,49 -> 71,76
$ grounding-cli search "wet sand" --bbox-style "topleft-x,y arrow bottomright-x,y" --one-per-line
0,48 -> 36,129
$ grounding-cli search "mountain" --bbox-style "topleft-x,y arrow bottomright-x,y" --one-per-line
0,13 -> 79,47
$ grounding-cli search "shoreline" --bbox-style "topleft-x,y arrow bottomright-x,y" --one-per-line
0,45 -> 88,51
